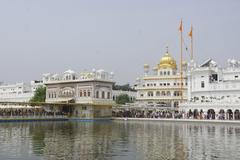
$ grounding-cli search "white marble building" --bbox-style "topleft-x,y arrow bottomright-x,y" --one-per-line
135,48 -> 188,108
180,59 -> 240,120
0,80 -> 43,102
43,69 -> 115,118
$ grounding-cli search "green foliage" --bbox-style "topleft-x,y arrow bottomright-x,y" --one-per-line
113,84 -> 136,91
30,86 -> 46,102
116,94 -> 132,104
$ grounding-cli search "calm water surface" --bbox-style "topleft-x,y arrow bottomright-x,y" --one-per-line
0,121 -> 240,160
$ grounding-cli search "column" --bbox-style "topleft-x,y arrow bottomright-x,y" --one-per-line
233,109 -> 235,120
225,111 -> 227,120
187,72 -> 192,101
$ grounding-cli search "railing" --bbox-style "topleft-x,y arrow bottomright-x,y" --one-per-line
135,86 -> 187,90
137,96 -> 187,100
74,98 -> 114,105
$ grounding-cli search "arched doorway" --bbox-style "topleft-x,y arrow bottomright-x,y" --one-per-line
193,109 -> 199,119
188,109 -> 193,118
219,109 -> 225,120
234,110 -> 240,120
200,109 -> 204,119
207,109 -> 215,119
227,109 -> 233,120
174,101 -> 179,108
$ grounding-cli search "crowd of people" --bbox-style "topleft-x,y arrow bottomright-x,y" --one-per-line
0,108 -> 66,118
112,109 -> 178,118
112,108 -> 239,120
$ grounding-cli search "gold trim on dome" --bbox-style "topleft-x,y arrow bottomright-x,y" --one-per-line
158,53 -> 177,69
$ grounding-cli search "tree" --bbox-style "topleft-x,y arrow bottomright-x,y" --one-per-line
30,86 -> 46,102
116,94 -> 131,104
113,83 -> 136,91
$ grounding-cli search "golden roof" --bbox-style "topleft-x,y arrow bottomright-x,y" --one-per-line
158,52 -> 177,69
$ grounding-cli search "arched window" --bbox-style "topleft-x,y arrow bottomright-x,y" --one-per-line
79,90 -> 82,97
107,92 -> 110,99
102,91 -> 105,99
148,91 -> 153,97
156,91 -> 160,96
164,71 -> 166,75
88,90 -> 91,97
84,90 -> 87,97
167,71 -> 170,75
173,91 -> 177,96
167,91 -> 171,96
96,91 -> 99,98
174,102 -> 179,107
161,91 -> 166,96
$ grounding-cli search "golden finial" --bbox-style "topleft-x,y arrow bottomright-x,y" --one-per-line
166,45 -> 169,53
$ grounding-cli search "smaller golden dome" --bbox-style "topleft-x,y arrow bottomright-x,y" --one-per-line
143,64 -> 150,69
153,66 -> 158,71
158,52 -> 177,69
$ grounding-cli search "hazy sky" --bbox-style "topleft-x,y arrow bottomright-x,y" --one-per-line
0,0 -> 240,84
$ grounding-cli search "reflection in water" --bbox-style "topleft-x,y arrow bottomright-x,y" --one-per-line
0,121 -> 240,160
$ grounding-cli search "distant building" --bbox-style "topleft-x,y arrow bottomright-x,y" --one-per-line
180,59 -> 240,120
0,80 -> 43,102
135,47 -> 188,108
43,69 -> 115,119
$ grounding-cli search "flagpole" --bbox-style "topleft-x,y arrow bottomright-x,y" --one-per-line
190,25 -> 193,61
180,20 -> 183,101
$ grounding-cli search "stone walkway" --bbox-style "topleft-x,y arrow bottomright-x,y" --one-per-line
112,117 -> 240,124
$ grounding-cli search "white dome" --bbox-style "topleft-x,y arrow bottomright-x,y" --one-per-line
64,69 -> 76,74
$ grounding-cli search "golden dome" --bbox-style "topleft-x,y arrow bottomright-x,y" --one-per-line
158,52 -> 177,69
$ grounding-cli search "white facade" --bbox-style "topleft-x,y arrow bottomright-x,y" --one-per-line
44,69 -> 114,105
180,59 -> 240,119
0,81 -> 43,102
135,48 -> 188,108
43,69 -> 115,118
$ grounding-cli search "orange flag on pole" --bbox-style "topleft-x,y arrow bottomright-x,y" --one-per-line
188,25 -> 193,37
179,20 -> 183,32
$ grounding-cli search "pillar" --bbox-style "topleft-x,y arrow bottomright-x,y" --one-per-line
187,72 -> 192,101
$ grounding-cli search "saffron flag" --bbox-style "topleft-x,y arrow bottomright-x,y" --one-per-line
188,26 -> 193,37
179,20 -> 183,32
